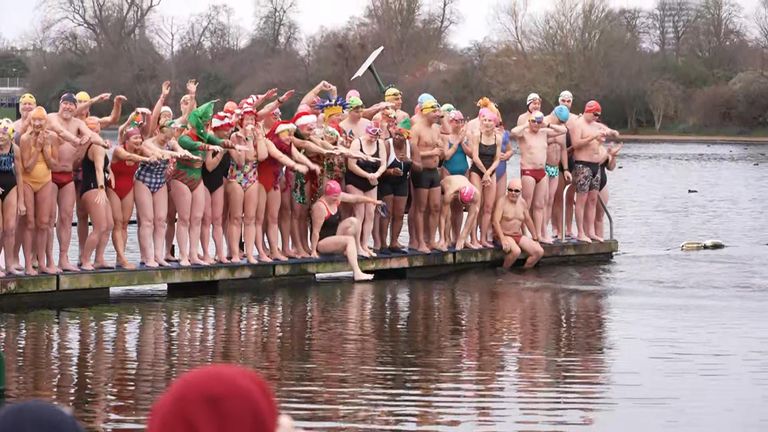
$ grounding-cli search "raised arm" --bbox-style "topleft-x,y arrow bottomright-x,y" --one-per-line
339,191 -> 380,205
73,93 -> 110,118
544,123 -> 567,137
99,95 -> 125,128
150,81 -> 171,135
510,123 -> 528,139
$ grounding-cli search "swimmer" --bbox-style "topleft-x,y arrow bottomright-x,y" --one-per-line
492,178 -> 544,269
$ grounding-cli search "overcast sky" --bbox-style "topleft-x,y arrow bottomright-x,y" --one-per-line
0,0 -> 762,48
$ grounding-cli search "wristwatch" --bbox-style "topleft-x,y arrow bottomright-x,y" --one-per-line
98,185 -> 105,190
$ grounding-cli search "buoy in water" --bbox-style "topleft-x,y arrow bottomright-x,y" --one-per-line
680,239 -> 725,251
688,189 -> 698,193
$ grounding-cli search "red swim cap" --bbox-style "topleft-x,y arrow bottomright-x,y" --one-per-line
584,100 -> 602,114
325,180 -> 342,197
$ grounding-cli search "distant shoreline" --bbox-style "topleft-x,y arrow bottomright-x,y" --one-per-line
620,134 -> 768,144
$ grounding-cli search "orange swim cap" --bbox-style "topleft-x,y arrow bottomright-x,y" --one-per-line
30,107 -> 47,120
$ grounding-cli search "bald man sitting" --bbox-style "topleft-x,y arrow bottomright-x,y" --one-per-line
492,178 -> 544,269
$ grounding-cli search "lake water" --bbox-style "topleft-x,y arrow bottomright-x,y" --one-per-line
1,142 -> 768,431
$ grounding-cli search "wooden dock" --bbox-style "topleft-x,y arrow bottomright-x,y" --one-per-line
0,240 -> 618,297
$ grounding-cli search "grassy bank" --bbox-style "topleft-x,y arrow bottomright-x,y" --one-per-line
0,107 -> 16,120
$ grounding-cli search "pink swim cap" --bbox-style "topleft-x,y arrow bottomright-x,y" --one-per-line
325,180 -> 342,197
479,107 -> 498,123
458,185 -> 475,204
346,89 -> 360,100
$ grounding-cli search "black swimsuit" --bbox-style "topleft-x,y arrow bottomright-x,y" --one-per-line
202,152 -> 232,193
79,145 -> 110,197
344,138 -> 381,193
379,139 -> 411,198
470,133 -> 497,177
0,147 -> 17,202
319,200 -> 341,240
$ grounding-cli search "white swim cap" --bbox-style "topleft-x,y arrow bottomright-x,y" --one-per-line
526,93 -> 541,106
559,90 -> 573,101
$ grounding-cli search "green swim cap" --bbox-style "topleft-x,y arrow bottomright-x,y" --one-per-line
440,103 -> 456,113
348,97 -> 364,109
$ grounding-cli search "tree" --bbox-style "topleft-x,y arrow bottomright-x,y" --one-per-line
692,0 -> 743,64
647,79 -> 682,130
253,0 -> 299,52
647,0 -> 671,54
496,0 -> 530,58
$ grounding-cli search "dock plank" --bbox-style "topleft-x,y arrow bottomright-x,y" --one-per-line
0,275 -> 57,295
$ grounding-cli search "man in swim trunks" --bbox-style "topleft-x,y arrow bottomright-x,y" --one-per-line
570,100 -> 619,243
492,178 -> 544,269
517,93 -> 542,126
438,175 -> 480,251
409,99 -> 445,252
48,93 -> 108,272
510,111 -> 567,244
544,104 -> 573,240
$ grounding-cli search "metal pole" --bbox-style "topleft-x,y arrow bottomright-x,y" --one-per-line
367,65 -> 387,95
598,196 -> 614,240
561,184 -> 571,241
0,350 -> 5,405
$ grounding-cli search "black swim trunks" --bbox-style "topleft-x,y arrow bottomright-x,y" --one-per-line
573,160 -> 601,193
411,167 -> 441,189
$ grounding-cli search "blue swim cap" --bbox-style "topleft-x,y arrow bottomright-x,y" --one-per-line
417,93 -> 436,105
554,105 -> 570,123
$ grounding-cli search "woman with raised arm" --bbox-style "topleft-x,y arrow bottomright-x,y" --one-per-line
310,180 -> 382,281
468,108 -> 502,248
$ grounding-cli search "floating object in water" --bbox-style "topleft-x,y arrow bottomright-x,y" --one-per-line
688,189 -> 698,193
754,163 -> 759,166
680,239 -> 725,251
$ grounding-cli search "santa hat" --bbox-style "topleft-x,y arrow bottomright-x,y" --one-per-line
291,111 -> 317,128
211,112 -> 234,130
267,120 -> 296,138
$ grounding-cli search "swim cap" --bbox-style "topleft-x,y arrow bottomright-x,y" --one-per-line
554,105 -> 570,123
479,107 -> 498,123
223,101 -> 238,114
30,106 -> 47,120
292,112 -> 317,127
417,93 -> 436,105
273,121 -> 296,136
348,97 -> 364,109
526,93 -> 541,106
0,118 -> 13,139
124,127 -> 142,141
459,185 -> 475,204
75,91 -> 91,103
346,90 -> 360,101
160,106 -> 173,116
449,110 -> 464,121
558,90 -> 573,101
85,116 -> 100,132
60,93 -> 77,105
584,100 -> 602,114
384,87 -> 401,102
421,100 -> 440,114
440,103 -> 456,113
211,112 -> 233,130
529,111 -> 545,123
19,93 -> 36,105
325,180 -> 342,197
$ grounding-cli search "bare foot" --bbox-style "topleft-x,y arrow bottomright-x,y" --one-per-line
480,241 -> 494,248
230,255 -> 242,263
13,264 -> 23,273
25,267 -> 38,276
0,270 -> 5,277
416,245 -> 430,253
42,266 -> 59,275
589,235 -> 604,242
577,235 -> 592,243
271,253 -> 288,261
455,241 -> 466,250
189,258 -> 206,266
283,248 -> 298,259
358,249 -> 371,258
296,250 -> 310,259
165,255 -> 179,262
540,236 -> 554,244
390,242 -> 404,250
468,242 -> 482,250
157,259 -> 171,267
246,255 -> 259,264
353,272 -> 375,281
80,263 -> 95,271
144,261 -> 159,268
435,242 -> 448,252
94,262 -> 115,269
257,255 -> 272,263
216,256 -> 229,264
60,262 -> 80,272
179,259 -> 191,267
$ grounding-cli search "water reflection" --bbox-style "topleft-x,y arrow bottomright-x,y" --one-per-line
0,268 -> 609,430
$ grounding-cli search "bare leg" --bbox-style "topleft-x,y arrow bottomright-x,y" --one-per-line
2,188 -> 19,273
318,216 -> 372,280
552,172 -> 565,237
501,236 -> 522,269
188,183 -> 207,265
279,183 -> 294,257
265,188 -> 286,260
134,182 -> 157,266
544,175 -> 559,242
531,179 -> 549,244
22,185 -> 37,275
407,180 -> 417,249
291,200 -> 309,258
80,190 -> 111,270
389,196 -> 407,250
200,188 -> 213,264
76,192 -> 89,253
243,184 -> 260,264
346,184 -> 369,256
595,187 -> 609,240
94,204 -> 114,269
169,179 -> 193,266
379,194 -> 394,249
479,178 -> 497,248
519,236 -> 545,268
565,185 -> 576,237
254,184 -> 271,262
226,182 -> 244,262
117,190 -> 136,268
165,190 -> 177,261
412,187 -> 429,253
56,182 -> 78,271
468,173 -> 483,248
585,190 -> 601,241
152,186 -> 169,266
425,186 -> 442,250
574,191 -> 591,243
211,186 -> 226,263
35,182 -> 57,274
450,199 -> 463,247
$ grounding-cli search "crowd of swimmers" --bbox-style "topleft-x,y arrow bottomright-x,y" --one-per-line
0,80 -> 623,280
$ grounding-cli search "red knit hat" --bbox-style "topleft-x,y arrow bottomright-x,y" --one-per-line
147,364 -> 278,432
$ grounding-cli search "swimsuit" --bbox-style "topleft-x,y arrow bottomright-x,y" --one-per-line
258,137 -> 292,192
573,160 -> 601,193
512,233 -> 522,244
0,147 -> 17,201
172,130 -> 223,192
228,159 -> 259,191
23,147 -> 51,193
203,152 -> 232,193
444,139 -> 469,175
545,164 -> 560,178
110,149 -> 139,200
318,199 -> 341,240
79,145 -> 110,197
470,133 -> 497,177
563,128 -> 574,173
135,157 -> 170,194
379,138 -> 411,198
344,138 -> 381,193
52,171 -> 74,189
521,168 -> 547,183
411,167 -> 441,189
599,162 -> 608,191
497,131 -> 510,178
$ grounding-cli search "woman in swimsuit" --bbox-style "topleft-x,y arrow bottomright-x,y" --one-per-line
201,113 -> 235,264
594,142 -> 622,241
310,180 -> 383,281
134,121 -> 191,267
20,107 -> 58,275
345,123 -> 386,257
109,127 -> 152,269
256,121 -> 313,261
226,122 -> 268,263
78,133 -> 112,270
441,110 -> 472,246
0,119 -> 25,275
377,129 -> 412,253
469,109 -> 502,248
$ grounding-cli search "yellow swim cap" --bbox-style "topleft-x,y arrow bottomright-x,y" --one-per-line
76,91 -> 91,103
0,118 -> 13,139
30,107 -> 47,120
19,93 -> 36,105
385,87 -> 402,102
421,100 -> 440,114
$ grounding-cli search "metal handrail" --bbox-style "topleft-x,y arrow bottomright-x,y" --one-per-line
561,184 -> 614,241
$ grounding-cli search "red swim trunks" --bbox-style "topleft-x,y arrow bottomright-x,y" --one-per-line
51,171 -> 74,189
521,168 -> 546,183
